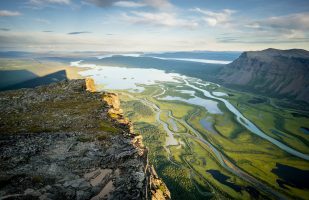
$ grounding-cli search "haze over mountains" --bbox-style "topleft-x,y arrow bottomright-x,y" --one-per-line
1,48 -> 308,105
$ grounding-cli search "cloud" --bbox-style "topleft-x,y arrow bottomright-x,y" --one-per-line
244,22 -> 260,29
30,0 -> 71,5
85,0 -> 118,7
27,0 -> 71,9
114,1 -> 145,8
0,30 -> 210,51
35,18 -> 51,24
122,11 -> 198,29
0,28 -> 10,31
217,36 -> 309,44
143,0 -> 172,9
86,0 -> 172,9
67,31 -> 92,35
0,10 -> 21,17
191,8 -> 235,27
242,13 -> 309,42
247,13 -> 309,31
43,30 -> 53,32
217,25 -> 309,44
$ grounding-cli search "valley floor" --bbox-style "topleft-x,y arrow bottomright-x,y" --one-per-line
116,78 -> 309,200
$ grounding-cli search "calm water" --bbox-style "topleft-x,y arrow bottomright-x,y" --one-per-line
159,95 -> 222,114
71,60 -> 180,91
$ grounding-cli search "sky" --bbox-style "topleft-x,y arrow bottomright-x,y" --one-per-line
0,0 -> 309,52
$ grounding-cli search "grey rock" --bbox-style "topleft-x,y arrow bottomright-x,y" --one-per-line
24,188 -> 41,197
64,178 -> 84,188
79,181 -> 91,190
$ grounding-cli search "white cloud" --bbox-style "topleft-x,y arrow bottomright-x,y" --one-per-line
245,22 -> 260,29
243,13 -> 309,42
86,0 -> 172,9
282,29 -> 305,39
192,8 -> 235,27
0,10 -> 21,17
114,1 -> 145,8
143,0 -> 172,9
85,0 -> 117,7
249,13 -> 309,31
35,18 -> 51,24
30,0 -> 71,5
122,11 -> 198,29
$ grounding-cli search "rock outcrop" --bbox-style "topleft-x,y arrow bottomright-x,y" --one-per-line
217,48 -> 309,103
102,90 -> 170,200
85,78 -> 96,92
0,78 -> 169,200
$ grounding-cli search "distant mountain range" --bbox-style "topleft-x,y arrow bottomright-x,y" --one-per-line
216,48 -> 309,103
144,51 -> 241,61
1,49 -> 308,104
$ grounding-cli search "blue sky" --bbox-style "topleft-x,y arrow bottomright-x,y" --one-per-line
0,0 -> 308,51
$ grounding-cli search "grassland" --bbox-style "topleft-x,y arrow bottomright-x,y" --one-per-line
116,80 -> 309,200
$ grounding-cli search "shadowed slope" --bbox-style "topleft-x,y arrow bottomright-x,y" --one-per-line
1,70 -> 68,91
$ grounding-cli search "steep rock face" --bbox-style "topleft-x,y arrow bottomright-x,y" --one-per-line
85,78 -> 96,92
0,79 -> 169,200
217,48 -> 309,103
102,91 -> 170,200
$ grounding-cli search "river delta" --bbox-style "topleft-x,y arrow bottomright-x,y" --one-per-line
72,60 -> 309,199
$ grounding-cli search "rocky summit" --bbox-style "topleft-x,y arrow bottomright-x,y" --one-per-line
0,78 -> 170,200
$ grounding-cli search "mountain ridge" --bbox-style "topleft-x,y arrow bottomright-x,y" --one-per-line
216,48 -> 309,103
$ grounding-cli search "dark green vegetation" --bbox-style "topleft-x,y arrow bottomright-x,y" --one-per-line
118,79 -> 309,200
132,122 -> 208,200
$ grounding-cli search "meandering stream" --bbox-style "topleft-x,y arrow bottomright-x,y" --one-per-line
70,62 -> 307,198
146,86 -> 286,199
184,79 -> 309,161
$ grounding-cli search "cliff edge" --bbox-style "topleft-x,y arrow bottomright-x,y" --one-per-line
0,78 -> 170,200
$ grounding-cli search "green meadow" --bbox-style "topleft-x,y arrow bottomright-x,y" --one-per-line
118,80 -> 309,200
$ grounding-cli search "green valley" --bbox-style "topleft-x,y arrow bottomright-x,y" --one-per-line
112,78 -> 309,200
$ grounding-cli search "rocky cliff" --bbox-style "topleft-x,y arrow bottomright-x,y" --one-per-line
0,78 -> 170,200
217,48 -> 309,103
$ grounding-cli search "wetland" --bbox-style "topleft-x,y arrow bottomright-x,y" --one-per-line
71,59 -> 309,199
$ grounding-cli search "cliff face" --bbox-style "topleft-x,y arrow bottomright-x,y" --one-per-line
217,48 -> 309,103
102,91 -> 170,200
0,78 -> 169,200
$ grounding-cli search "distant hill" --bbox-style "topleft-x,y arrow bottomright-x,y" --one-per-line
144,51 -> 241,61
217,48 -> 309,103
